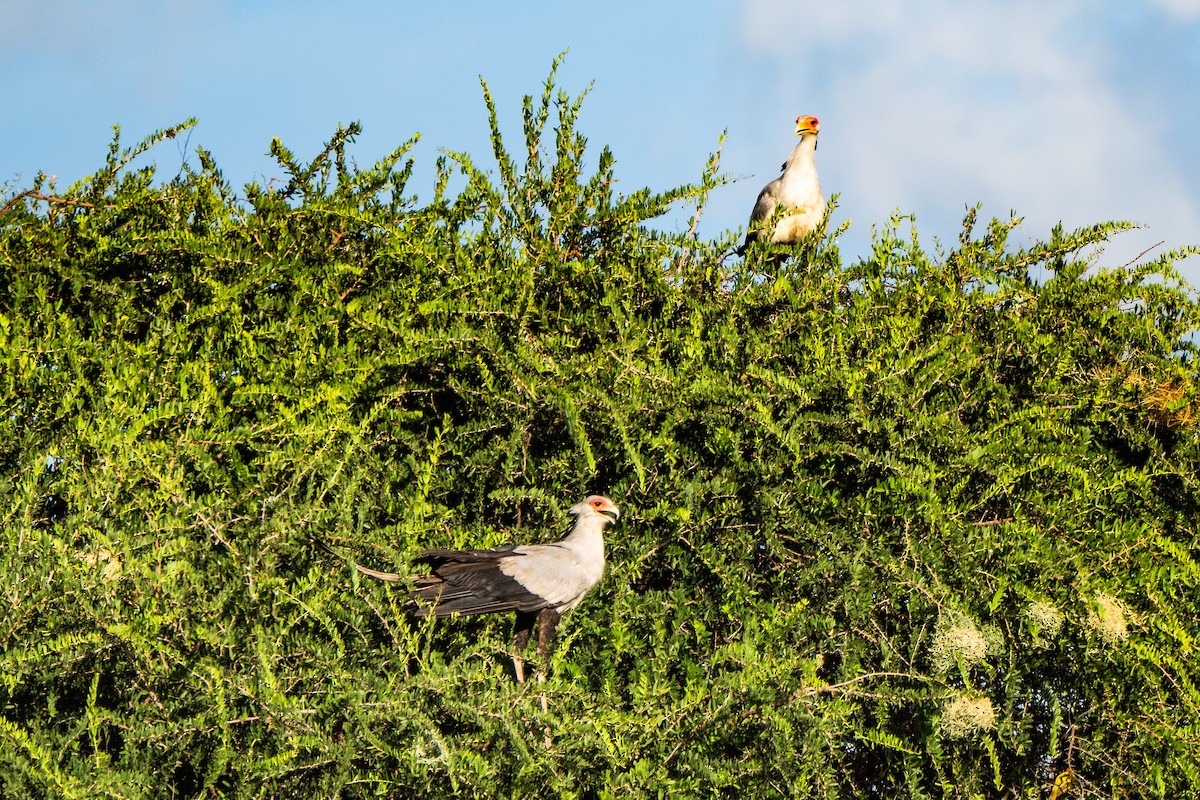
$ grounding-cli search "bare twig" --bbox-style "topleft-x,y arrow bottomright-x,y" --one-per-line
1,190 -> 120,215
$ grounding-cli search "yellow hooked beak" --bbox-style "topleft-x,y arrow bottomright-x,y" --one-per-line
795,115 -> 820,136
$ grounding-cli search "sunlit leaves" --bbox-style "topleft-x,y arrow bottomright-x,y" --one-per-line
3,63 -> 1200,799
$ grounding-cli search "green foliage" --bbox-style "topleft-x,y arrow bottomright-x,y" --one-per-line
4,60 -> 1200,798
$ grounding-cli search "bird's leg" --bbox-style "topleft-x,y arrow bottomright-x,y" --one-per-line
536,608 -> 561,663
511,610 -> 537,684
535,608 -> 561,685
535,608 -> 561,717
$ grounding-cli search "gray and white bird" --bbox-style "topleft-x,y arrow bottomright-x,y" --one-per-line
741,114 -> 825,254
340,495 -> 620,682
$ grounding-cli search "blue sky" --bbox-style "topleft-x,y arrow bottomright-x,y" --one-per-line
4,1 -> 1198,281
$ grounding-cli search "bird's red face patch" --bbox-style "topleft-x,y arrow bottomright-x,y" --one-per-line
584,495 -> 620,521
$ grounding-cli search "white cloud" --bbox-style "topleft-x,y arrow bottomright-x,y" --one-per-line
0,1 -> 224,67
1151,0 -> 1200,20
737,0 -> 1200,275
0,0 -> 237,109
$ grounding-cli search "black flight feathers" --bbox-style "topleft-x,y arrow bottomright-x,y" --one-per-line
313,539 -> 557,617
409,547 -> 553,618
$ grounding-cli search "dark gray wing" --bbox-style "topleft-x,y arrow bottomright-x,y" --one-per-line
410,547 -> 552,617
742,180 -> 781,249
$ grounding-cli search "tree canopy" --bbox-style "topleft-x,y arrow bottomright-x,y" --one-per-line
4,62 -> 1200,799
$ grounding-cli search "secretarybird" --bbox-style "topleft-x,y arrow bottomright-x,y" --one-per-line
740,114 -> 825,255
331,495 -> 620,683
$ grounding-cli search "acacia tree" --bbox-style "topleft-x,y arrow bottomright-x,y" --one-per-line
3,61 -> 1199,798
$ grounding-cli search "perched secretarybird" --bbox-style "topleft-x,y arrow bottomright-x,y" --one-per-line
740,114 -> 825,255
330,495 -> 620,682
